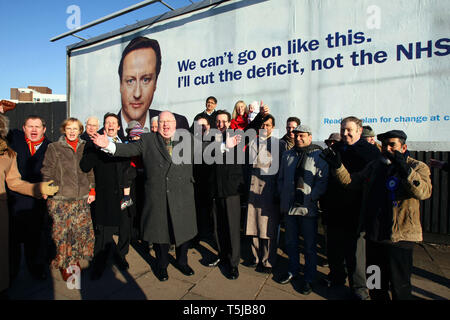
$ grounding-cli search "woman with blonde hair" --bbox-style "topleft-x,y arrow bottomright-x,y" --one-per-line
230,100 -> 249,130
41,117 -> 95,282
0,114 -> 58,298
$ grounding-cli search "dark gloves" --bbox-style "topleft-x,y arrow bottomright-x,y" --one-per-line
386,150 -> 411,178
320,148 -> 342,169
293,188 -> 304,207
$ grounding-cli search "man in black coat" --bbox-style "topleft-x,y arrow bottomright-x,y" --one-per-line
320,116 -> 380,299
91,111 -> 197,282
206,107 -> 269,280
191,116 -> 215,245
80,113 -> 132,280
7,115 -> 51,280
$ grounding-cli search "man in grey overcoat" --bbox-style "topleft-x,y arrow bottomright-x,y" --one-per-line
92,111 -> 197,281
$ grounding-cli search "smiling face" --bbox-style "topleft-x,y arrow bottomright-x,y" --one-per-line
150,120 -> 158,133
294,131 -> 312,148
235,102 -> 246,116
382,137 -> 407,155
158,111 -> 176,139
85,117 -> 99,136
23,118 -> 46,142
286,121 -> 297,139
64,121 -> 81,142
120,47 -> 158,126
216,114 -> 230,133
261,118 -> 274,138
206,98 -> 217,113
341,120 -> 362,146
104,116 -> 120,138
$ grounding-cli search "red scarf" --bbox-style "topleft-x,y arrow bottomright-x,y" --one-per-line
65,137 -> 79,153
25,136 -> 45,156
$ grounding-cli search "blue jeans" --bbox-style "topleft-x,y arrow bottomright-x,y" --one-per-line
285,215 -> 318,283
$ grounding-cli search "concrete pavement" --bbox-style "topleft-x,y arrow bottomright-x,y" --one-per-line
6,230 -> 450,300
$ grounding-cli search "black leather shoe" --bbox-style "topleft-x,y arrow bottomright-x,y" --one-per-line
255,263 -> 264,273
90,267 -> 103,281
228,267 -> 239,280
178,264 -> 195,276
90,258 -> 106,280
115,256 -> 129,271
208,258 -> 221,267
156,268 -> 169,281
278,272 -> 294,284
299,281 -> 312,295
262,266 -> 272,274
30,265 -> 48,280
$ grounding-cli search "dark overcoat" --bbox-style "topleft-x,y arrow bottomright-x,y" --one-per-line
6,129 -> 50,216
114,132 -> 197,246
79,141 -> 130,227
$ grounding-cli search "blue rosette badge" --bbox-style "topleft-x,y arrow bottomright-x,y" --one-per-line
386,176 -> 399,207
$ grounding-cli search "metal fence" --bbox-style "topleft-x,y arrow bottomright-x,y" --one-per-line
6,102 -> 67,142
410,151 -> 449,244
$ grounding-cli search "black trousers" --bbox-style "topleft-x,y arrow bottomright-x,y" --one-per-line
327,224 -> 367,297
129,171 -> 145,241
153,242 -> 190,269
194,194 -> 214,239
93,212 -> 131,262
212,195 -> 241,268
10,209 -> 48,278
366,240 -> 414,300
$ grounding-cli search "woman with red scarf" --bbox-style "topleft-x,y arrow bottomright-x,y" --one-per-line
230,100 -> 249,130
41,118 -> 95,282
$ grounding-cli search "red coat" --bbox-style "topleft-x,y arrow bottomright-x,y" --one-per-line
230,114 -> 249,130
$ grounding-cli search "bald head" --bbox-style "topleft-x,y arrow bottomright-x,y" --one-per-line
158,111 -> 176,139
85,116 -> 100,136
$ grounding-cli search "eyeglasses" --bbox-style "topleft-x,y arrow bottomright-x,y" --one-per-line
158,120 -> 175,125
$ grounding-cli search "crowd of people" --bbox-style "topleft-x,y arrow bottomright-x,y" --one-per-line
0,94 -> 441,300
0,35 -> 442,301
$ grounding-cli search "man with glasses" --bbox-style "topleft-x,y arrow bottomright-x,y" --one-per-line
195,96 -> 219,129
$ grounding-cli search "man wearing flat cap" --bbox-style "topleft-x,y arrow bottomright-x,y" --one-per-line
362,126 -> 381,151
277,124 -> 328,294
321,129 -> 432,300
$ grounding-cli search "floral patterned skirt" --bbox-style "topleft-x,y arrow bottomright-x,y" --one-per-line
47,198 -> 95,269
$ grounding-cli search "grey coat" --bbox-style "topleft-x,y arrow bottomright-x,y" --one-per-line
114,132 -> 197,246
245,136 -> 281,239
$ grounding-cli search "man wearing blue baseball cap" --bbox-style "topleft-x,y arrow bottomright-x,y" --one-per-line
321,129 -> 432,300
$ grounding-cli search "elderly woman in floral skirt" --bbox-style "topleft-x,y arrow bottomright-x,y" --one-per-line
41,117 -> 95,282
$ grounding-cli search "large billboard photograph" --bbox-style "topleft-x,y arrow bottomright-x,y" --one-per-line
68,0 -> 449,150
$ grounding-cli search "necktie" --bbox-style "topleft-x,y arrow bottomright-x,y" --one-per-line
164,139 -> 172,157
112,137 -> 119,143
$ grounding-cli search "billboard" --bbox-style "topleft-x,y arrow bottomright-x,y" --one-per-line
68,0 -> 450,150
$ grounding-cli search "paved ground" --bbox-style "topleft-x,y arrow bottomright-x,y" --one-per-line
6,228 -> 450,300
